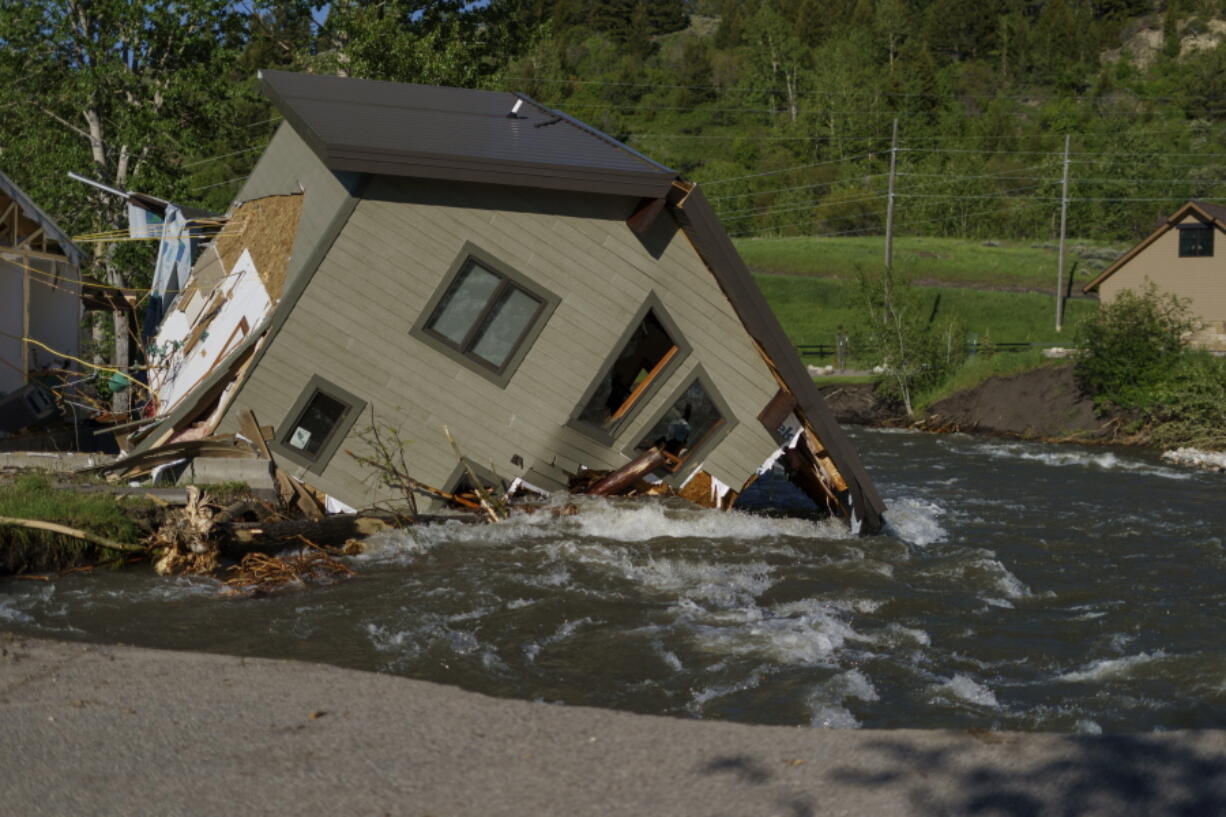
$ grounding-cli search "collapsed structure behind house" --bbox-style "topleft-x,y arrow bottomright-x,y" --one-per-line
128,70 -> 886,533
0,172 -> 83,396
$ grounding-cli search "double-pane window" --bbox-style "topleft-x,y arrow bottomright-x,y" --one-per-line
1179,224 -> 1213,258
425,260 -> 544,371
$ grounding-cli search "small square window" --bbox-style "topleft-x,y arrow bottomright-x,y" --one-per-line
1179,225 -> 1213,257
274,375 -> 365,473
412,245 -> 559,387
632,373 -> 732,474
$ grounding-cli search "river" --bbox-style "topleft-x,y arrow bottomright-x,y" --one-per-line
2,428 -> 1223,733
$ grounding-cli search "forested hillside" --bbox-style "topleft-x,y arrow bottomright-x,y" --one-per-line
4,0 -> 1226,265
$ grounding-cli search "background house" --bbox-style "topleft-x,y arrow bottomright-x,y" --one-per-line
1084,200 -> 1226,351
0,171 -> 83,395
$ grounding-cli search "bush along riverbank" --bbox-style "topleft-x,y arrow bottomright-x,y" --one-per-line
820,284 -> 1226,463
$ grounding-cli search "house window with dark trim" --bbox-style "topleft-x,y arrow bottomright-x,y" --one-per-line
573,304 -> 685,438
1179,224 -> 1213,257
633,376 -> 728,473
274,375 -> 365,472
424,259 -> 545,372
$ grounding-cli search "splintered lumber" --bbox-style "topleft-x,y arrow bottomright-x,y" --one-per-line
81,435 -> 255,481
585,446 -> 668,496
236,408 -> 322,519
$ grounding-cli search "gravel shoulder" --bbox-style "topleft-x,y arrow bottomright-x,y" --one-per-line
2,634 -> 1224,817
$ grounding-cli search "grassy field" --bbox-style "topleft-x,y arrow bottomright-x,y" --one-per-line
735,235 -> 1126,291
757,274 -> 1097,364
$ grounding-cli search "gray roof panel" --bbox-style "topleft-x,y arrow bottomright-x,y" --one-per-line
260,70 -> 676,197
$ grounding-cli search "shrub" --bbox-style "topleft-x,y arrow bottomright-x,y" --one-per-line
1148,352 -> 1226,450
1074,282 -> 1198,410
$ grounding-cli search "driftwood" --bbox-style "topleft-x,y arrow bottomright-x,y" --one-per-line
0,515 -> 145,553
586,447 -> 668,496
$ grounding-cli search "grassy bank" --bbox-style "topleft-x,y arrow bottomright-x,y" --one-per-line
736,236 -> 1125,291
757,274 -> 1097,361
0,474 -> 153,574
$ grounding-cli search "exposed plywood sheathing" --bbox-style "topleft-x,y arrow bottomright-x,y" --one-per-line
207,194 -> 303,301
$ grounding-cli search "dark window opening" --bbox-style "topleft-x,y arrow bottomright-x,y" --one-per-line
578,310 -> 678,430
284,390 -> 349,461
634,378 -> 726,472
424,259 -> 545,371
1179,225 -> 1213,257
274,375 -> 366,472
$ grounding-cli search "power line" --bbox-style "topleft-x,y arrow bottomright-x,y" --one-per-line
700,153 -> 879,185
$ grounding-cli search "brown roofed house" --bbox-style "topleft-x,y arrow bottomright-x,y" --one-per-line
1084,200 -> 1226,351
134,70 -> 886,533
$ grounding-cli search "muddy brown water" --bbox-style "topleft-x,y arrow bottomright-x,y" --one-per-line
1,427 -> 1223,733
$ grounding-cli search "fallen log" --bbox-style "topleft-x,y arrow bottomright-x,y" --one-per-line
585,446 -> 668,496
0,516 -> 145,554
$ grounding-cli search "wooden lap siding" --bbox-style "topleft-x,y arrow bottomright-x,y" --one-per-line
231,175 -> 782,504
1098,217 -> 1226,350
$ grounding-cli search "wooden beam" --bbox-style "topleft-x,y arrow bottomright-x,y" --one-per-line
0,248 -> 71,264
18,227 -> 44,250
21,253 -> 29,383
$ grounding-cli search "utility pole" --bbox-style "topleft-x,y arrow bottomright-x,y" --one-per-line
885,117 -> 898,270
1056,133 -> 1071,332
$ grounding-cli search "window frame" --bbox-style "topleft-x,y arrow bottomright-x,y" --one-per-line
567,293 -> 690,445
622,365 -> 738,482
272,375 -> 367,474
410,242 -> 560,389
1178,221 -> 1214,258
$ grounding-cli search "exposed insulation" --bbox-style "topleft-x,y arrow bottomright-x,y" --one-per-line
209,194 -> 303,301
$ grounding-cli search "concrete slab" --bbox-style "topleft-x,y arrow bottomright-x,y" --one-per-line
176,456 -> 277,501
0,451 -> 116,472
1,634 -> 1223,817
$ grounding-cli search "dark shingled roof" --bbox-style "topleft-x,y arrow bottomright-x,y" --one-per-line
260,70 -> 677,199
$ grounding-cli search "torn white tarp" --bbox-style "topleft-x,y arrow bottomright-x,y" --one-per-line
756,427 -> 805,476
150,204 -> 191,306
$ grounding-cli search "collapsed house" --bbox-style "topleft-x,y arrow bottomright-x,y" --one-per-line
0,171 -> 84,432
126,70 -> 886,533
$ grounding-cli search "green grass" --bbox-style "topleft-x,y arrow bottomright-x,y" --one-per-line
757,274 -> 1098,358
0,474 -> 150,574
735,235 -> 1125,291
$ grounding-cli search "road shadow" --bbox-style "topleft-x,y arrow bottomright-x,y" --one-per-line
828,732 -> 1226,817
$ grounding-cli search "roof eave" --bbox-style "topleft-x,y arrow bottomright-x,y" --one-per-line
1084,201 -> 1220,293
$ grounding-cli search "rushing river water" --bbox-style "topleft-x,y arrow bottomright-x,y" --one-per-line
2,428 -> 1224,733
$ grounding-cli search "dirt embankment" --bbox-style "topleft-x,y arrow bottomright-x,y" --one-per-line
820,364 -> 1118,442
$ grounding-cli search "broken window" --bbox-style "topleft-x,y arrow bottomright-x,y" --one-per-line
424,259 -> 545,371
575,307 -> 681,434
275,376 -> 366,472
633,375 -> 728,472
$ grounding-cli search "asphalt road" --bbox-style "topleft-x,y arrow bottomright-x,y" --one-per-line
3,633 -> 1224,817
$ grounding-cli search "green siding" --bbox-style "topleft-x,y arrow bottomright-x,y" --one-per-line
232,176 -> 783,506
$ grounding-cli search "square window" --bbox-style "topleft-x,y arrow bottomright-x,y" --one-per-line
1179,225 -> 1213,257
632,374 -> 731,473
571,298 -> 688,441
274,375 -> 366,473
413,245 -> 559,387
